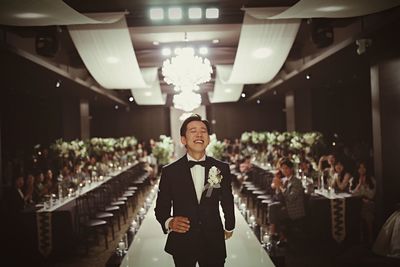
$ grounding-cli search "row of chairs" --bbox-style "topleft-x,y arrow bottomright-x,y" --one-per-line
74,163 -> 151,254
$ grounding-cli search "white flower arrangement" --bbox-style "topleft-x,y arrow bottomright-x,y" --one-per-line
206,134 -> 226,160
204,166 -> 223,197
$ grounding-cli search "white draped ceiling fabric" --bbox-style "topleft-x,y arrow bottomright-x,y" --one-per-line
0,0 -> 123,26
208,65 -> 243,103
209,13 -> 300,103
269,0 -> 400,19
130,68 -> 166,105
68,15 -> 149,90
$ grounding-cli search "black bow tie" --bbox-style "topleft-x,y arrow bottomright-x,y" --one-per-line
188,160 -> 206,168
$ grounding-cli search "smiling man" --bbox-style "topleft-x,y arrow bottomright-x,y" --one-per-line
155,114 -> 235,267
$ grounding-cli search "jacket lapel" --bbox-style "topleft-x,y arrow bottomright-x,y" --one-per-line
200,156 -> 211,204
182,155 -> 200,206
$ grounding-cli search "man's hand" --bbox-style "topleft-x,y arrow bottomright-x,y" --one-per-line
224,230 -> 233,240
169,216 -> 190,233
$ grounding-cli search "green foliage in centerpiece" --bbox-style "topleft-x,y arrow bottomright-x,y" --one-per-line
152,135 -> 174,165
206,134 -> 226,160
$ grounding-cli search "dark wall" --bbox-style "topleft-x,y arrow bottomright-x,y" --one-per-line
90,105 -> 171,142
206,101 -> 286,140
371,21 -> 400,217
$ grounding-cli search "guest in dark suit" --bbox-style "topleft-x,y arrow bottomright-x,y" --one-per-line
155,114 -> 235,267
268,158 -> 305,244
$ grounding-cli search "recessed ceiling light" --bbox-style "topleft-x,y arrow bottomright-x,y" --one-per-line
206,8 -> 219,19
106,56 -> 119,64
188,7 -> 202,19
212,39 -> 219,44
144,91 -> 153,97
199,47 -> 208,55
14,13 -> 48,19
306,74 -> 311,80
114,105 -> 119,110
162,47 -> 171,56
168,7 -> 182,20
241,93 -> 246,98
252,47 -> 272,59
257,99 -> 261,104
224,88 -> 232,93
55,80 -> 61,88
152,41 -> 160,46
316,6 -> 347,12
149,8 -> 164,20
129,96 -> 134,102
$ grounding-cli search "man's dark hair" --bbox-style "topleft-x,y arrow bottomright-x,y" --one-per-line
180,114 -> 211,137
280,158 -> 294,169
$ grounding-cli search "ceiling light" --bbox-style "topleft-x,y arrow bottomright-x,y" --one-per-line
206,8 -> 219,19
114,105 -> 119,110
174,47 -> 182,55
188,7 -> 202,19
252,47 -> 272,59
199,47 -> 208,55
224,88 -> 232,93
129,96 -> 134,102
144,91 -> 153,97
257,99 -> 261,104
316,6 -> 347,12
162,48 -> 171,56
212,39 -> 219,44
149,8 -> 164,20
168,7 -> 182,20
306,74 -> 311,80
153,41 -> 160,46
55,80 -> 61,88
241,93 -> 246,98
14,13 -> 48,19
106,56 -> 119,64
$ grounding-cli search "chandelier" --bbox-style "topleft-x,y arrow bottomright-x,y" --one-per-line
162,44 -> 213,112
172,90 -> 202,112
162,47 -> 212,91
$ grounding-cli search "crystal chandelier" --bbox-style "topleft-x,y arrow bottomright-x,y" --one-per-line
161,41 -> 213,112
162,47 -> 212,91
172,90 -> 202,112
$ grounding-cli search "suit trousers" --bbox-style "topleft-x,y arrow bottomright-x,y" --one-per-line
173,255 -> 225,267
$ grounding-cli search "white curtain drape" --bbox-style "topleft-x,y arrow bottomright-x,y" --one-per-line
130,68 -> 166,105
244,0 -> 400,20
0,0 -> 124,26
68,15 -> 149,89
208,65 -> 243,103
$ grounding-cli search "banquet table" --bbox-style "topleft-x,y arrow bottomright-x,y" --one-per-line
306,190 -> 362,244
118,197 -> 275,267
21,163 -> 141,262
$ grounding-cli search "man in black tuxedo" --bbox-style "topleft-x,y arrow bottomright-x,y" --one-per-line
155,114 -> 235,267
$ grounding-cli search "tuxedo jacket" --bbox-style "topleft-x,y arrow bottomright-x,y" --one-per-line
281,176 -> 305,220
154,155 -> 235,259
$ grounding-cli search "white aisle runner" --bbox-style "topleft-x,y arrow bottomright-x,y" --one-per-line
120,198 -> 275,267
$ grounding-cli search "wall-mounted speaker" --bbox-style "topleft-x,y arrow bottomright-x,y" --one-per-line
308,19 -> 334,48
35,27 -> 59,57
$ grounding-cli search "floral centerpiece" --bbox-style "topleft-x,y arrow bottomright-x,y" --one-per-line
206,134 -> 226,160
152,135 -> 174,166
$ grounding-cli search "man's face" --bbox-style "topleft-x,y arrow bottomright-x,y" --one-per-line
280,164 -> 293,177
181,120 -> 210,155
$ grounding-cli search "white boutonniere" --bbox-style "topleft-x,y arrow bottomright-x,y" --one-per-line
204,166 -> 223,197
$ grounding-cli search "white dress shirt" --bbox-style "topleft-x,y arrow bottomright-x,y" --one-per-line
187,154 -> 206,203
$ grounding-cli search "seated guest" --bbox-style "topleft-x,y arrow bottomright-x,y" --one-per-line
331,159 -> 352,192
268,158 -> 305,245
318,153 -> 336,188
239,155 -> 252,174
44,169 -> 58,195
351,161 -> 376,244
33,171 -> 46,202
8,175 -> 26,214
24,174 -> 35,205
